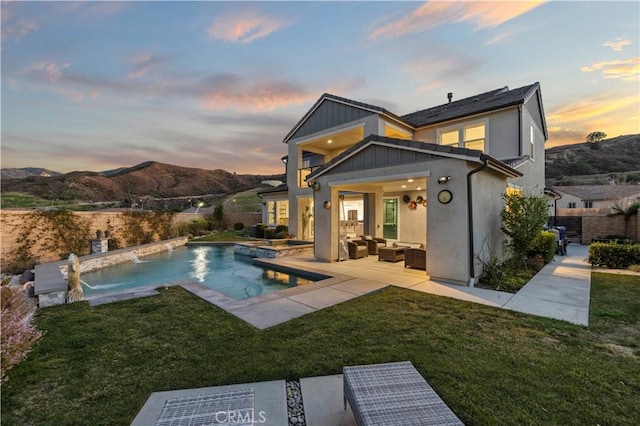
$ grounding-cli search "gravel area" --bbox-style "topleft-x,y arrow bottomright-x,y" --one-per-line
286,380 -> 306,425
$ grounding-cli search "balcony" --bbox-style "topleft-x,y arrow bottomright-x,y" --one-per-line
298,166 -> 323,187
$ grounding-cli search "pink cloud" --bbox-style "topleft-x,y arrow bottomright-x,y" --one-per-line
127,53 -> 166,79
369,1 -> 545,40
207,11 -> 290,43
1,6 -> 39,43
203,80 -> 313,112
580,57 -> 640,81
25,61 -> 70,82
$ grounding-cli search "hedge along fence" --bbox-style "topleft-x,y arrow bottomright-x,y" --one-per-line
588,241 -> 640,269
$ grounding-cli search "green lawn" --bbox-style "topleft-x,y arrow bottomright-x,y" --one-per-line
191,230 -> 251,242
2,273 -> 639,425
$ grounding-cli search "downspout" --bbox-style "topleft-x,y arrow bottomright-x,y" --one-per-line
467,154 -> 489,287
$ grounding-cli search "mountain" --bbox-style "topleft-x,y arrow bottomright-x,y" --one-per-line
1,167 -> 61,179
0,161 -> 284,205
545,134 -> 640,187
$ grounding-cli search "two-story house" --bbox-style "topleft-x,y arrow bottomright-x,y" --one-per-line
260,83 -> 547,285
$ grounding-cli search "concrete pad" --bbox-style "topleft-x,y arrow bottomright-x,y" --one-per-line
503,294 -> 590,326
300,375 -> 356,426
407,281 -> 513,308
538,264 -> 591,280
131,380 -> 287,426
231,298 -> 316,329
289,287 -> 358,309
514,280 -> 590,306
330,278 -> 388,295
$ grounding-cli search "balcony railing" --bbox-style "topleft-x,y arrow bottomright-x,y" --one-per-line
298,166 -> 323,187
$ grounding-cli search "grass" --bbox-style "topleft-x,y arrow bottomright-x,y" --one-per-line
0,193 -> 55,208
2,274 -> 639,425
223,188 -> 263,214
191,230 -> 251,242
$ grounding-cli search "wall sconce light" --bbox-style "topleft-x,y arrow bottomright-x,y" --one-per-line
438,176 -> 452,184
309,181 -> 321,192
323,201 -> 331,209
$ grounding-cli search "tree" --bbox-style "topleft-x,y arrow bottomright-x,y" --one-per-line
608,201 -> 640,239
501,193 -> 549,266
586,131 -> 607,145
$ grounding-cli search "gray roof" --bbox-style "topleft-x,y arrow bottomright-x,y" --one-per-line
401,82 -> 541,127
283,82 -> 545,143
307,135 -> 521,180
552,185 -> 640,201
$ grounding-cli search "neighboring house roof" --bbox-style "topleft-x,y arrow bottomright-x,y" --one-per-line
257,184 -> 289,196
307,135 -> 521,181
401,82 -> 544,133
282,82 -> 547,144
282,93 -> 408,143
501,155 -> 531,169
552,185 -> 640,201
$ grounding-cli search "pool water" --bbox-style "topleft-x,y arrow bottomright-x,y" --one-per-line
80,245 -> 317,299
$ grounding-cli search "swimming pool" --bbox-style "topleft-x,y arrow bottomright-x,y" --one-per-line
80,245 -> 320,300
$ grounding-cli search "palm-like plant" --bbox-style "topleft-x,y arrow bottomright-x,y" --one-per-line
608,201 -> 640,239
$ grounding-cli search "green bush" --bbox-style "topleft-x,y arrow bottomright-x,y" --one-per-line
589,242 -> 640,269
255,224 -> 267,239
264,228 -> 276,239
233,222 -> 245,231
527,231 -> 556,264
275,225 -> 288,235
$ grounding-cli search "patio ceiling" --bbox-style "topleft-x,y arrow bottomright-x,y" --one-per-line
299,126 -> 364,153
336,177 -> 428,194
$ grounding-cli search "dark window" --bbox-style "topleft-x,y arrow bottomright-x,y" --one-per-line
568,202 -> 576,209
584,201 -> 593,208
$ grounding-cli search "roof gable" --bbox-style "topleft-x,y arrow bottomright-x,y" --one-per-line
308,135 -> 520,180
401,82 -> 542,129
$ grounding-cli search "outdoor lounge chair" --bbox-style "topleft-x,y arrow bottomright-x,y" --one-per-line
405,247 -> 427,270
343,361 -> 463,425
361,236 -> 387,255
347,240 -> 368,259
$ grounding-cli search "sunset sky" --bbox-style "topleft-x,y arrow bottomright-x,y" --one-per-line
2,1 -> 638,174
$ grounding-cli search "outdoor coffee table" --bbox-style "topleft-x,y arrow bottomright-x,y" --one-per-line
343,361 -> 463,425
378,246 -> 408,262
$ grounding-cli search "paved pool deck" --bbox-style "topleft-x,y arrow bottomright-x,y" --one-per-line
178,244 -> 592,329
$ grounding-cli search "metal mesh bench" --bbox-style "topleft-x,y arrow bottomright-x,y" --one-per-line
343,361 -> 463,425
156,389 -> 255,426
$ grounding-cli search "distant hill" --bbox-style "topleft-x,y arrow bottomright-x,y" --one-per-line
545,134 -> 640,187
1,161 -> 285,207
1,167 -> 61,179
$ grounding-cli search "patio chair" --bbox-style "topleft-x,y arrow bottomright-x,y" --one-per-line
361,235 -> 387,255
347,241 -> 368,259
405,247 -> 427,270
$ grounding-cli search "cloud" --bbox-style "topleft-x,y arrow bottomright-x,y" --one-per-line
25,61 -> 71,82
580,57 -> 640,81
404,53 -> 485,93
546,92 -> 639,146
603,36 -> 631,52
201,75 -> 314,111
207,11 -> 290,43
127,53 -> 167,79
369,1 -> 545,40
1,5 -> 38,43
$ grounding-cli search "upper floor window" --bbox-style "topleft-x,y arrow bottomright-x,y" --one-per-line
568,202 -> 576,209
438,120 -> 486,152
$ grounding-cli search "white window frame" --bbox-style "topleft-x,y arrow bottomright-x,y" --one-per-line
436,118 -> 489,153
530,124 -> 535,161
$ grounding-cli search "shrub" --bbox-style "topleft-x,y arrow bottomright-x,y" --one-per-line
501,193 -> 548,266
264,228 -> 276,239
255,224 -> 267,239
1,287 -> 43,383
527,231 -> 556,264
275,231 -> 290,239
589,242 -> 640,269
275,225 -> 288,235
233,222 -> 245,231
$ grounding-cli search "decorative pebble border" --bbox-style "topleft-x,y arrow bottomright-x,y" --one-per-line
286,380 -> 306,425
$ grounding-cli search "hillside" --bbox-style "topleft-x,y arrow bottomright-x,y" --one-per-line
0,161 -> 284,207
545,134 -> 640,186
1,167 -> 61,179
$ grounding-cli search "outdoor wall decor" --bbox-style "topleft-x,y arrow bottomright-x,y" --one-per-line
408,201 -> 418,210
402,195 -> 411,203
323,201 -> 331,209
416,195 -> 424,203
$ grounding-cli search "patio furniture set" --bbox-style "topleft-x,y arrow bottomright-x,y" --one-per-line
347,236 -> 427,270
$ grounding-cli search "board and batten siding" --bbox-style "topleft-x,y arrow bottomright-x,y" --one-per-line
288,100 -> 375,141
328,144 -> 436,175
